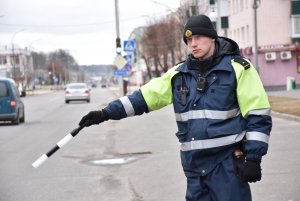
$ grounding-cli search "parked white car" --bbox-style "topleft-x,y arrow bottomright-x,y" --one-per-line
65,83 -> 90,103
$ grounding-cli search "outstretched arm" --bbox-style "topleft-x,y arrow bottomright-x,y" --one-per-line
79,90 -> 149,126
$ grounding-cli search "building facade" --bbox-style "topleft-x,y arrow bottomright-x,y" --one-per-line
0,47 -> 34,88
229,0 -> 300,90
180,0 -> 300,90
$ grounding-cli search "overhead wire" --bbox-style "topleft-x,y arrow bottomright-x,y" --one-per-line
0,11 -> 169,28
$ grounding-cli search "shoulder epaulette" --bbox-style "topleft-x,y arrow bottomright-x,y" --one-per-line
233,57 -> 250,70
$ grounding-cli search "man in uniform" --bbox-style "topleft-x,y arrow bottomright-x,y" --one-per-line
79,15 -> 272,201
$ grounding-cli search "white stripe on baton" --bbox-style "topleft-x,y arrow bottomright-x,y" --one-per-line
32,121 -> 89,168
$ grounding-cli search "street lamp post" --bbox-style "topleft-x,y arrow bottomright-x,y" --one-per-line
29,39 -> 41,51
11,29 -> 25,80
253,0 -> 259,74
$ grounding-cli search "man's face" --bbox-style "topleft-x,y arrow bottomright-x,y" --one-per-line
187,35 -> 215,60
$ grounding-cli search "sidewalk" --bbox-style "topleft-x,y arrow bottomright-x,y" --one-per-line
267,88 -> 300,99
24,88 -> 58,96
108,85 -> 140,97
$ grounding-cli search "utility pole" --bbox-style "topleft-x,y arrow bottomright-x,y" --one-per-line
115,0 -> 120,41
253,0 -> 259,74
11,29 -> 25,80
216,0 -> 221,36
184,2 -> 190,56
52,61 -> 55,88
195,0 -> 198,15
135,27 -> 142,86
114,0 -> 124,96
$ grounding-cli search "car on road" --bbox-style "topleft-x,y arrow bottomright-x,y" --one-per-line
65,83 -> 90,103
0,78 -> 25,125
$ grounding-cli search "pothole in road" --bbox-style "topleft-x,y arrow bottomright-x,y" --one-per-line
85,157 -> 138,165
82,152 -> 152,166
116,151 -> 152,157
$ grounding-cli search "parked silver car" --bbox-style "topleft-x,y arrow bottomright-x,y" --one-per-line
65,83 -> 90,103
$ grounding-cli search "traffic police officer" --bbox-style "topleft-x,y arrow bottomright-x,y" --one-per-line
79,15 -> 272,201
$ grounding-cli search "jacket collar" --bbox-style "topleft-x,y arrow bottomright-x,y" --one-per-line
176,55 -> 234,76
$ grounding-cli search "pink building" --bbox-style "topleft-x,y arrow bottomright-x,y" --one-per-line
228,0 -> 300,90
180,0 -> 300,90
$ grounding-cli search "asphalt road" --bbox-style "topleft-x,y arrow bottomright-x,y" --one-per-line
0,87 -> 299,201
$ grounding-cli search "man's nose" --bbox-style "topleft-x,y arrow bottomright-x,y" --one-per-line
191,39 -> 197,47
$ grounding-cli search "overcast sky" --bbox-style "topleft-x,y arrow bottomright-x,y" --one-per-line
0,0 -> 180,65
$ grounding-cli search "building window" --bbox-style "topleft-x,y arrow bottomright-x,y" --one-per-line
210,0 -> 215,5
236,0 -> 239,13
233,0 -> 235,14
240,0 -> 243,11
292,1 -> 300,15
0,56 -> 7,65
247,25 -> 249,42
212,21 -> 217,30
11,56 -> 19,65
245,0 -> 248,9
234,30 -> 236,41
297,55 -> 300,73
292,38 -> 300,43
224,29 -> 228,37
242,27 -> 245,43
292,15 -> 300,37
221,17 -> 229,29
238,28 -> 240,44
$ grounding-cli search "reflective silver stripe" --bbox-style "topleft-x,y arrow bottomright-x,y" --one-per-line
244,108 -> 271,119
175,108 -> 240,121
179,131 -> 246,151
119,96 -> 135,117
246,131 -> 269,144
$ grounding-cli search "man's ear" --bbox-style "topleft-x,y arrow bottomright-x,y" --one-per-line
211,38 -> 216,42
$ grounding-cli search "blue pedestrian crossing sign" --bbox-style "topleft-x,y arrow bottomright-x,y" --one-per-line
124,55 -> 132,63
124,40 -> 135,52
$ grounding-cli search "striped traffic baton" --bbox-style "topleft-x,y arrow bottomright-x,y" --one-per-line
32,120 -> 89,168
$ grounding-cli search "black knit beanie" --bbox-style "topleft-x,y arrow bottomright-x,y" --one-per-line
183,15 -> 218,44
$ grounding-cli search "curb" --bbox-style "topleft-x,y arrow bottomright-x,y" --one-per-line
25,90 -> 58,96
271,111 -> 300,122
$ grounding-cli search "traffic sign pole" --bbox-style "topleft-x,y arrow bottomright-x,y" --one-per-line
118,75 -> 124,97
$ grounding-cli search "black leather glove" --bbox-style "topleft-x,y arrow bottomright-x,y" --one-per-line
241,158 -> 262,183
79,109 -> 109,127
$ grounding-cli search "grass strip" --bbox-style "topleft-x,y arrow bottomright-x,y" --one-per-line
268,96 -> 300,116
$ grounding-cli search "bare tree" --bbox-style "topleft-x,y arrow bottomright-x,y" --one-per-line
31,51 -> 46,70
19,53 -> 34,89
174,7 -> 187,62
48,49 -> 78,83
140,10 -> 186,77
140,21 -> 160,78
44,60 -> 65,85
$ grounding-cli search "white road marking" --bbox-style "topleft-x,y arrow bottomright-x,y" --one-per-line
50,97 -> 61,101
